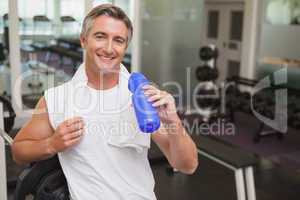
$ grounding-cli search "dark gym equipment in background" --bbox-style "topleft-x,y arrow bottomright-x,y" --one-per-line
196,45 -> 219,82
224,76 -> 290,143
0,43 -> 6,64
195,45 -> 220,120
0,94 -> 16,134
0,95 -> 20,193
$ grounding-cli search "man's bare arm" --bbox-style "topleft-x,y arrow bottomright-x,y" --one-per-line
143,84 -> 198,174
152,122 -> 198,174
12,97 -> 85,165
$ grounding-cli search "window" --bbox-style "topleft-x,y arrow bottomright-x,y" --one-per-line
265,0 -> 291,25
60,0 -> 85,22
114,0 -> 131,19
93,0 -> 132,20
18,0 -> 51,19
230,11 -> 243,41
18,0 -> 54,35
227,60 -> 240,77
207,10 -> 219,39
0,1 -> 8,34
93,0 -> 113,7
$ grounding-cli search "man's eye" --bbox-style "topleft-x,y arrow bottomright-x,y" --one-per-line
96,35 -> 105,40
116,39 -> 125,44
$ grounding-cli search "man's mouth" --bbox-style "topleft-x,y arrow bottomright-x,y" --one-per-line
97,54 -> 115,61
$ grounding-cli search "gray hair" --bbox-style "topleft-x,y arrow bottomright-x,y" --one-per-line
81,4 -> 133,43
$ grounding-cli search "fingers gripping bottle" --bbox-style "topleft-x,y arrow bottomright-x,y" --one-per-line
128,73 -> 161,133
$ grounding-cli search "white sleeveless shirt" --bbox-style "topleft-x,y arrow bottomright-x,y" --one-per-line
44,64 -> 156,200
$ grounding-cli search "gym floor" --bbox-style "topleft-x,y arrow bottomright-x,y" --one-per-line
152,158 -> 300,200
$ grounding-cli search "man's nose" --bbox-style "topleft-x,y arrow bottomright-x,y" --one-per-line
104,40 -> 113,54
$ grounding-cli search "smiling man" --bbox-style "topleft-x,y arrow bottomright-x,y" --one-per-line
11,4 -> 198,200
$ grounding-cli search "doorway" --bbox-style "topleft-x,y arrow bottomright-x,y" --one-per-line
202,2 -> 244,81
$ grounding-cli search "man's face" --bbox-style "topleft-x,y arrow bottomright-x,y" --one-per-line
80,15 -> 129,73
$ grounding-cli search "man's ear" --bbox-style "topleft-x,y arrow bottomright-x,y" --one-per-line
80,34 -> 86,49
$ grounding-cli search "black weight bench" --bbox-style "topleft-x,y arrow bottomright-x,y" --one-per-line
192,134 -> 258,200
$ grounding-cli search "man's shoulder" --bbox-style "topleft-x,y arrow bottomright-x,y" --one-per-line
45,81 -> 72,97
43,81 -> 72,120
44,81 -> 73,111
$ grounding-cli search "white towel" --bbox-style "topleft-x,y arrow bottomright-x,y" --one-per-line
106,65 -> 150,153
67,63 -> 150,153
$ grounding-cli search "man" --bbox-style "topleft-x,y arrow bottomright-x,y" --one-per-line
12,4 -> 198,200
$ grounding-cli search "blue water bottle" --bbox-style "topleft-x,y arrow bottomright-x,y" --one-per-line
128,73 -> 161,133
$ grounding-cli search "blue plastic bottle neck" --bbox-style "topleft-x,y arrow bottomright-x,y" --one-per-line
128,72 -> 150,93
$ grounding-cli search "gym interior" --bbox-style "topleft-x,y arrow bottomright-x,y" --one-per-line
1,0 -> 300,199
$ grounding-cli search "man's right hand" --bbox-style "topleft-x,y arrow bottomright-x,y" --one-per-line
12,97 -> 86,165
49,117 -> 85,154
